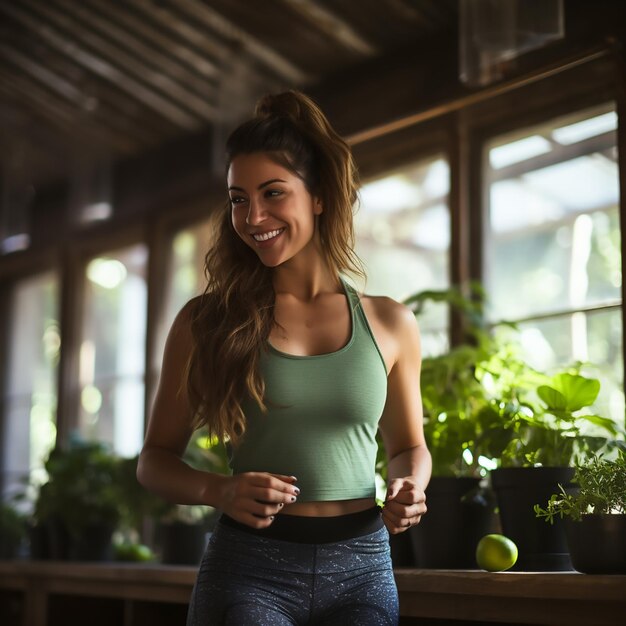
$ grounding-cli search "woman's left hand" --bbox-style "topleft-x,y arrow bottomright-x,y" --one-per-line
382,477 -> 427,534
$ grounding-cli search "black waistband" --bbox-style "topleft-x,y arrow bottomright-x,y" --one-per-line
219,505 -> 384,544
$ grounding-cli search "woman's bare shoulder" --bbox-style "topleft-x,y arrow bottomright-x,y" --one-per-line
360,293 -> 418,333
164,295 -> 206,349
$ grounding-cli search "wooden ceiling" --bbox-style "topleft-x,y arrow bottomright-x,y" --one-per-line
0,0 -> 458,186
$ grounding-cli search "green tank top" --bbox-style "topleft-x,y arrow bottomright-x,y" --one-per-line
230,279 -> 388,501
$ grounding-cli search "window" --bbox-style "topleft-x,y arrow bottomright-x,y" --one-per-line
78,244 -> 148,457
355,155 -> 451,356
1,272 -> 59,497
153,220 -> 212,376
484,104 -> 623,419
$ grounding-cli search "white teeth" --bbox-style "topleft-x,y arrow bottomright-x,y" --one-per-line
253,228 -> 283,242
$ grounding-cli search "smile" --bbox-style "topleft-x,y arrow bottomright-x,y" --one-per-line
252,228 -> 285,242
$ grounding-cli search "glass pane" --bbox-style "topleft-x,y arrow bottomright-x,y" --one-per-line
157,221 -> 212,364
147,220 -> 211,415
484,104 -> 620,322
484,103 -> 622,424
355,155 -> 450,356
79,244 -> 148,457
2,272 -> 59,497
516,307 -> 624,421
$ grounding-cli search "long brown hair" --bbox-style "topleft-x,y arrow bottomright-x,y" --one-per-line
186,90 -> 363,442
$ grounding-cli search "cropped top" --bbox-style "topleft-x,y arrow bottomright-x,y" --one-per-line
230,279 -> 388,501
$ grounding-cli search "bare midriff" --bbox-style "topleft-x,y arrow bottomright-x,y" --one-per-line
279,497 -> 376,517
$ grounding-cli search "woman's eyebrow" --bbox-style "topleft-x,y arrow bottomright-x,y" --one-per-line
228,178 -> 287,192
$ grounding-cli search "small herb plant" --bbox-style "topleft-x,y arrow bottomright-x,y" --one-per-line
534,451 -> 626,523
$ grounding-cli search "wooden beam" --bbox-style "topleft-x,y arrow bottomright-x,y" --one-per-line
0,69 -> 135,154
81,0 -> 221,81
22,0 -> 215,122
0,47 -> 158,149
0,43 -> 93,109
1,10 -> 181,143
1,1 -> 201,128
50,0 -> 218,105
163,0 -> 309,84
279,0 -> 378,56
346,47 -> 612,146
611,41 -> 626,419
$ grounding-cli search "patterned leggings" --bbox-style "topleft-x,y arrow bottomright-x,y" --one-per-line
186,518 -> 399,625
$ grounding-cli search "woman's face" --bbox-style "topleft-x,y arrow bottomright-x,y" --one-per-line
228,152 -> 323,268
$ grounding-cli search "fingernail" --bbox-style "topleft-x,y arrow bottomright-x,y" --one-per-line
291,496 -> 297,502
293,487 -> 300,495
290,476 -> 298,481
279,503 -> 284,508
269,516 -> 275,520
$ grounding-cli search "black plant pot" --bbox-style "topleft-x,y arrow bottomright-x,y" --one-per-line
69,523 -> 115,561
0,535 -> 20,559
389,528 -> 415,567
45,518 -> 72,560
159,522 -> 207,565
565,514 -> 626,574
28,524 -> 49,560
411,476 -> 497,568
491,466 -> 574,571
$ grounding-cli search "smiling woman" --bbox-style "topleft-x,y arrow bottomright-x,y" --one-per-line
228,154 -> 322,268
137,90 -> 431,626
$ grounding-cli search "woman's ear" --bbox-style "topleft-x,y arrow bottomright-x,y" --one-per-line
313,197 -> 323,215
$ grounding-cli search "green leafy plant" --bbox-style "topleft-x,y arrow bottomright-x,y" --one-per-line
0,501 -> 27,558
34,441 -> 121,538
534,450 -> 626,523
116,454 -> 171,536
476,352 -> 622,467
402,284 -> 496,477
384,283 -> 623,476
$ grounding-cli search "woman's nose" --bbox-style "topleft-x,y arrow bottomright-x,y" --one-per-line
246,200 -> 267,225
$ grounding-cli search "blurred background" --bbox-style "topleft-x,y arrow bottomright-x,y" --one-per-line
0,0 -> 624,513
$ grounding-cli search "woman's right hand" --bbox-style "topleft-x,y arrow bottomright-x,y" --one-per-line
216,472 -> 300,528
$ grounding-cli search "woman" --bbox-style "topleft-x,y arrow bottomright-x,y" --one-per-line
137,90 -> 431,625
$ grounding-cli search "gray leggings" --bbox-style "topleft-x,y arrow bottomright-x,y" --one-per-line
186,521 -> 399,625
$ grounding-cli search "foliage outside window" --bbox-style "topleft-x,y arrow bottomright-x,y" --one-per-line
1,272 -> 59,499
355,155 -> 451,357
78,244 -> 148,457
484,104 -> 623,421
155,221 -> 212,368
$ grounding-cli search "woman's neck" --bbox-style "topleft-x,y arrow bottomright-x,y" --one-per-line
272,255 -> 339,301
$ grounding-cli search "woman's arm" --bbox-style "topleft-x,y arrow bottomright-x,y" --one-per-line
136,299 -> 222,506
376,302 -> 432,534
137,299 -> 299,527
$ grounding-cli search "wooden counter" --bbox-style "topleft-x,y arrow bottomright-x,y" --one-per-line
0,560 -> 624,626
394,568 -> 625,625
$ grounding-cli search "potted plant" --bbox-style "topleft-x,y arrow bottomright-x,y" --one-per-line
114,454 -> 168,562
32,441 -> 121,561
535,450 -> 626,574
379,283 -> 622,570
0,501 -> 27,559
477,352 -> 622,571
382,285 -> 498,568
